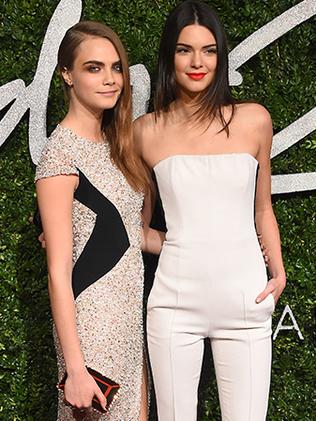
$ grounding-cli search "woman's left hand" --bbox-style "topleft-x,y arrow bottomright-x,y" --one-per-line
256,276 -> 286,306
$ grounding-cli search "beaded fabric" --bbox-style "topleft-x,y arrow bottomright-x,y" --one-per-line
35,125 -> 144,420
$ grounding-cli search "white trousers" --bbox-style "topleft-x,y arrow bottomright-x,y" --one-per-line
147,245 -> 274,421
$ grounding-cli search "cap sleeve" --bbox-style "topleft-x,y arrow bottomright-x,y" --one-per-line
35,131 -> 79,182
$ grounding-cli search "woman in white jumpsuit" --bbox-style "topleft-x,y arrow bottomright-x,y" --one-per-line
135,1 -> 286,420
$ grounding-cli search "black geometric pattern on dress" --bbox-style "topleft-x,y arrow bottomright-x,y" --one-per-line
72,168 -> 130,299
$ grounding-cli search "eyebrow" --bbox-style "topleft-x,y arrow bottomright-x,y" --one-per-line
82,60 -> 104,66
176,43 -> 217,48
82,60 -> 121,66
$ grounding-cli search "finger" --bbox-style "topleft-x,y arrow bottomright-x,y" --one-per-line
94,387 -> 107,411
255,291 -> 268,303
64,399 -> 73,408
78,403 -> 90,410
38,233 -> 46,248
256,284 -> 275,303
261,245 -> 267,252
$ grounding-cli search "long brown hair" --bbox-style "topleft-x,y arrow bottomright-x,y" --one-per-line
58,21 -> 150,192
155,1 -> 236,134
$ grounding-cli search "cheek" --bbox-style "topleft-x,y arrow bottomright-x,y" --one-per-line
207,55 -> 217,71
75,74 -> 98,92
174,56 -> 188,74
115,73 -> 124,90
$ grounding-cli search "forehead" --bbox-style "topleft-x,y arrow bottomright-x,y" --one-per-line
75,36 -> 120,63
177,24 -> 216,45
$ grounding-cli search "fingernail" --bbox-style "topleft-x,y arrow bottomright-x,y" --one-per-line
256,298 -> 261,303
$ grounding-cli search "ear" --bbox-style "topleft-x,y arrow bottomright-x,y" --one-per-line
61,67 -> 73,87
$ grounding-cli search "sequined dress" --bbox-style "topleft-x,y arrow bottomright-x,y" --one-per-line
35,125 -> 144,420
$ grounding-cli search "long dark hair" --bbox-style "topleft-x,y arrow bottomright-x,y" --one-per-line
58,21 -> 150,192
155,0 -> 236,134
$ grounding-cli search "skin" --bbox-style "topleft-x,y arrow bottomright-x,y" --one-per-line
135,24 -> 286,306
36,36 -> 149,419
174,25 -> 217,99
61,37 -> 123,141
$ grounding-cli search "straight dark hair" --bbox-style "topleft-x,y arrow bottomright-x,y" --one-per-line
155,0 -> 236,134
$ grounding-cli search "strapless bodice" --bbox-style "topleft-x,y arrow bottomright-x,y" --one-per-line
154,153 -> 259,248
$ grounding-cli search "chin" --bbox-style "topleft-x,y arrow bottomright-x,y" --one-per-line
189,86 -> 208,93
179,80 -> 211,94
99,97 -> 119,110
183,85 -> 209,96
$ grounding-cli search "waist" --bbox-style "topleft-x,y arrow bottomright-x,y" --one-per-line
158,233 -> 266,283
164,226 -> 258,247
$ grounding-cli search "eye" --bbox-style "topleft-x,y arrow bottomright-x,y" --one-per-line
88,66 -> 100,73
113,63 -> 122,73
176,47 -> 190,54
204,47 -> 217,55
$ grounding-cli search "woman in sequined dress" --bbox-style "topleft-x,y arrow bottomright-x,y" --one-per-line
35,22 -> 161,420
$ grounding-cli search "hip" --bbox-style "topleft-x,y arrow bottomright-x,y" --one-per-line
148,240 -> 268,310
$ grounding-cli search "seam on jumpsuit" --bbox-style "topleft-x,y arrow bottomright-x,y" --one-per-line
168,243 -> 181,421
243,292 -> 253,421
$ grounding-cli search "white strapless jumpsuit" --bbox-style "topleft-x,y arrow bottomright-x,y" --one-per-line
147,153 -> 275,421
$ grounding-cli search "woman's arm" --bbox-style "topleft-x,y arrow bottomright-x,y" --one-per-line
134,114 -> 165,255
254,107 -> 286,304
141,191 -> 165,255
36,175 -> 106,410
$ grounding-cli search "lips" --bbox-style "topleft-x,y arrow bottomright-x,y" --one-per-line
97,90 -> 118,96
186,73 -> 207,81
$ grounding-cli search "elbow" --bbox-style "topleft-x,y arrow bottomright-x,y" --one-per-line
255,206 -> 276,223
47,265 -> 72,290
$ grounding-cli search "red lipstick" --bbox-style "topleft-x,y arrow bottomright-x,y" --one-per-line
186,72 -> 207,80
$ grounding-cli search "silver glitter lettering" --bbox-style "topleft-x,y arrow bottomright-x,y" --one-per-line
0,0 -> 82,164
273,304 -> 304,340
228,0 -> 316,194
229,0 -> 316,86
130,64 -> 151,120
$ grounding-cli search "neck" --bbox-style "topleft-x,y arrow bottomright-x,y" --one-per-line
61,100 -> 104,142
171,96 -> 200,122
174,85 -> 205,116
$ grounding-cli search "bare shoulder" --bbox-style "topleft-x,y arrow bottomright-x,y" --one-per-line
235,102 -> 272,132
133,112 -> 161,157
133,112 -> 157,135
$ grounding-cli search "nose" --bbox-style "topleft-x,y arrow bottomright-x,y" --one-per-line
102,68 -> 115,86
191,51 -> 202,68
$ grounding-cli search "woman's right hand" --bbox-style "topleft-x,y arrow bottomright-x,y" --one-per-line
141,226 -> 165,255
64,368 -> 107,412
